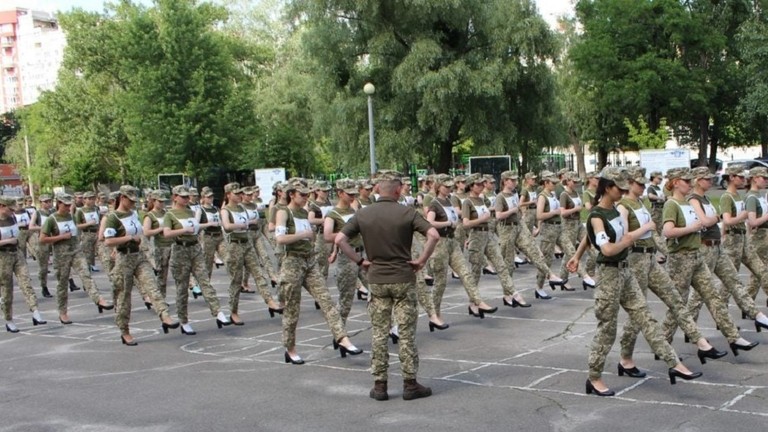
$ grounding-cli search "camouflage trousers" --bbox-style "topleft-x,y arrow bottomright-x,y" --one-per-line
314,231 -> 331,280
80,231 -> 99,267
411,234 -> 436,316
170,243 -> 221,322
620,251 -> 703,359
467,229 -> 516,296
141,236 -> 155,269
536,221 -> 571,289
26,231 -> 39,260
153,244 -> 172,298
746,228 -> 768,300
36,241 -> 52,289
724,231 -> 768,301
589,263 -> 679,380
52,241 -> 103,314
689,243 -> 759,321
225,240 -> 271,314
430,236 -> 483,315
662,250 -> 740,343
280,253 -> 347,349
369,281 -> 419,381
560,219 -> 590,279
111,250 -> 170,333
498,222 -> 553,282
336,249 -> 367,324
650,207 -> 669,256
17,229 -> 30,259
0,249 -> 38,320
201,233 -> 226,279
242,231 -> 273,294
523,209 -> 537,234
454,223 -> 467,251
98,241 -> 115,274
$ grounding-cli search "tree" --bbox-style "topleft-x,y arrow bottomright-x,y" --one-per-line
737,1 -> 768,157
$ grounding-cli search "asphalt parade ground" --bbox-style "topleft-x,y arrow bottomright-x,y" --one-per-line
2,251 -> 768,432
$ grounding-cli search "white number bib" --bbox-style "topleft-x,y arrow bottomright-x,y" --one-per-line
734,200 -> 745,213
204,209 -> 220,225
571,196 -> 582,208
14,212 -> 30,227
83,211 -> 99,224
474,204 -> 489,217
57,218 -> 78,237
678,203 -> 699,227
119,212 -> 143,236
443,205 -> 459,223
608,215 -> 625,242
504,194 -> 519,211
631,206 -> 652,239
176,217 -> 200,236
547,194 -> 560,211
293,217 -> 312,241
229,209 -> 249,233
0,223 -> 19,240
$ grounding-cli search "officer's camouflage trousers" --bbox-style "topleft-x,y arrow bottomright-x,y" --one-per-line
369,281 -> 419,381
467,230 -> 516,296
153,244 -> 172,298
226,241 -> 270,314
662,250 -> 740,343
589,264 -> 679,380
80,231 -> 98,267
689,244 -> 759,321
36,242 -> 52,289
111,250 -> 170,333
620,251 -> 703,359
280,253 -> 347,349
0,250 -> 38,320
171,243 -> 221,322
336,251 -> 367,324
430,236 -> 482,315
52,242 -> 102,314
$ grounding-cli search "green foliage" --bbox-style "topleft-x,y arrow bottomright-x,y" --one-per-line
624,116 -> 668,149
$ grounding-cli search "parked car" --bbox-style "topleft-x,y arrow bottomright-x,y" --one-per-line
715,159 -> 768,189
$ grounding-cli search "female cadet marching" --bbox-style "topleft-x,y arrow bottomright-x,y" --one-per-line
568,167 -> 702,397
309,180 -> 334,281
221,182 -> 282,325
74,191 -> 101,272
535,171 -> 573,293
162,185 -> 231,335
29,194 -> 54,298
744,167 -> 768,303
12,196 -> 31,259
240,186 -> 277,295
494,170 -> 566,302
616,166 -> 726,375
142,190 -> 173,299
275,180 -> 363,364
646,170 -> 669,261
40,193 -> 113,324
660,167 -> 759,357
0,196 -> 47,332
198,186 -> 227,279
558,172 -> 596,289
103,185 -> 179,345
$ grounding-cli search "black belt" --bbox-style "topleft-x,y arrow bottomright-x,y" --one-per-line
175,240 -> 199,247
652,203 -> 664,208
229,237 -> 250,244
631,246 -> 656,254
204,231 -> 222,237
286,251 -> 314,258
18,226 -> 28,230
0,245 -> 18,252
543,221 -> 561,225
702,239 -> 721,247
354,247 -> 364,253
116,246 -> 140,254
472,226 -> 489,232
726,229 -> 746,235
82,228 -> 98,233
599,261 -> 628,268
440,232 -> 455,238
501,220 -> 518,226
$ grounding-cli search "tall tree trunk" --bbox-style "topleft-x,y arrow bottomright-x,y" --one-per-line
708,121 -> 719,172
597,146 -> 608,170
569,128 -> 586,176
697,116 -> 709,167
437,118 -> 461,173
761,124 -> 768,159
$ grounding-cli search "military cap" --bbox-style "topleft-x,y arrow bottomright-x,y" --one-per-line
649,171 -> 663,180
73,192 -> 84,198
379,171 -> 404,183
358,180 -> 374,190
314,180 -> 332,191
725,164 -> 747,177
434,174 -> 454,188
586,171 -> 599,179
284,181 -> 311,194
500,170 -> 518,180
151,190 -> 170,201
524,172 -> 537,180
55,193 -> 74,205
749,166 -> 768,179
201,186 -> 214,197
403,178 -> 412,185
563,171 -> 581,182
691,166 -> 715,180
0,196 -> 14,206
241,186 -> 254,195
599,167 -> 630,190
119,185 -> 139,202
539,170 -> 559,183
39,194 -> 52,202
666,167 -> 693,181
336,178 -> 359,195
625,166 -> 648,184
172,185 -> 190,197
14,196 -> 24,203
83,191 -> 96,198
272,181 -> 282,191
224,182 -> 242,194
108,191 -> 120,201
453,175 -> 467,183
189,187 -> 199,196
557,168 -> 569,176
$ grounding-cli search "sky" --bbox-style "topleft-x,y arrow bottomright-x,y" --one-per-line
5,0 -> 575,28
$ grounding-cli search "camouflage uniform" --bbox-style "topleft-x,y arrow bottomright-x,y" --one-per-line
145,204 -> 173,297
74,193 -> 101,268
199,188 -> 227,279
0,206 -> 39,320
309,181 -> 334,280
241,188 -> 274,295
646,173 -> 669,257
369,282 -> 419,380
104,187 -> 171,333
32,200 -> 55,292
13,202 -> 31,259
535,178 -> 570,289
42,199 -> 105,315
558,173 -> 589,277
744,183 -> 768,300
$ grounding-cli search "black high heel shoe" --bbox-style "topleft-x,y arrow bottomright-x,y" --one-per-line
424,278 -> 434,286
467,306 -> 484,319
59,317 -> 73,325
356,290 -> 368,301
697,347 -> 727,364
314,301 -> 321,310
429,321 -> 449,332
216,318 -> 231,329
560,284 -> 575,292
548,279 -> 567,290
583,281 -> 595,290
554,252 -> 564,259
585,380 -> 614,397
478,306 -> 498,314
5,323 -> 19,333
268,307 -> 284,318
755,320 -> 768,333
284,351 -> 304,365
332,338 -> 339,350
339,344 -> 363,358
535,290 -> 553,300
730,341 -> 759,356
482,268 -> 497,275
389,332 -> 399,344
503,297 -> 532,308
742,311 -> 748,320
121,335 -> 138,346
161,320 -> 180,334
229,315 -> 244,326
617,363 -> 646,378
668,368 -> 702,385
144,301 -> 152,310
32,317 -> 47,326
97,303 -> 114,314
68,279 -> 81,292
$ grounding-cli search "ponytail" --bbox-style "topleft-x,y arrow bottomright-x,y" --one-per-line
592,178 -> 615,207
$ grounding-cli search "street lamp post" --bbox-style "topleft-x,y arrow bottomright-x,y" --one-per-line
363,83 -> 376,176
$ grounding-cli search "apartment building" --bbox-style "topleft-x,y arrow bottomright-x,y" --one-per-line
0,7 -> 64,113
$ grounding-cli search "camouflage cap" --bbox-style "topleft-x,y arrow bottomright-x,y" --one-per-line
691,166 -> 715,180
151,190 -> 171,201
483,174 -> 496,183
379,171 -> 404,183
83,191 -> 96,198
39,194 -> 52,202
224,182 -> 242,194
666,167 -> 693,181
314,180 -> 332,191
241,186 -> 254,195
56,193 -> 74,205
586,171 -> 599,179
625,166 -> 648,184
599,167 -> 630,190
335,178 -> 359,195
119,185 -> 139,202
189,187 -> 199,196
285,181 -> 311,195
434,174 -> 454,188
524,172 -> 537,180
359,180 -> 374,189
749,166 -> 768,179
108,191 -> 120,201
172,185 -> 190,197
0,196 -> 14,206
539,170 -> 559,183
500,170 -> 518,180
469,174 -> 485,184
649,171 -> 663,179
453,175 -> 467,183
73,192 -> 84,198
403,178 -> 412,186
272,181 -> 282,191
563,171 -> 581,183
725,164 -> 747,177
201,186 -> 214,197
557,168 -> 569,176
14,196 -> 24,203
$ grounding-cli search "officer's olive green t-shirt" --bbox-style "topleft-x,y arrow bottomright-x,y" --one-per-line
164,208 -> 200,242
745,191 -> 768,229
41,212 -> 79,247
618,197 -> 654,248
662,198 -> 701,253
